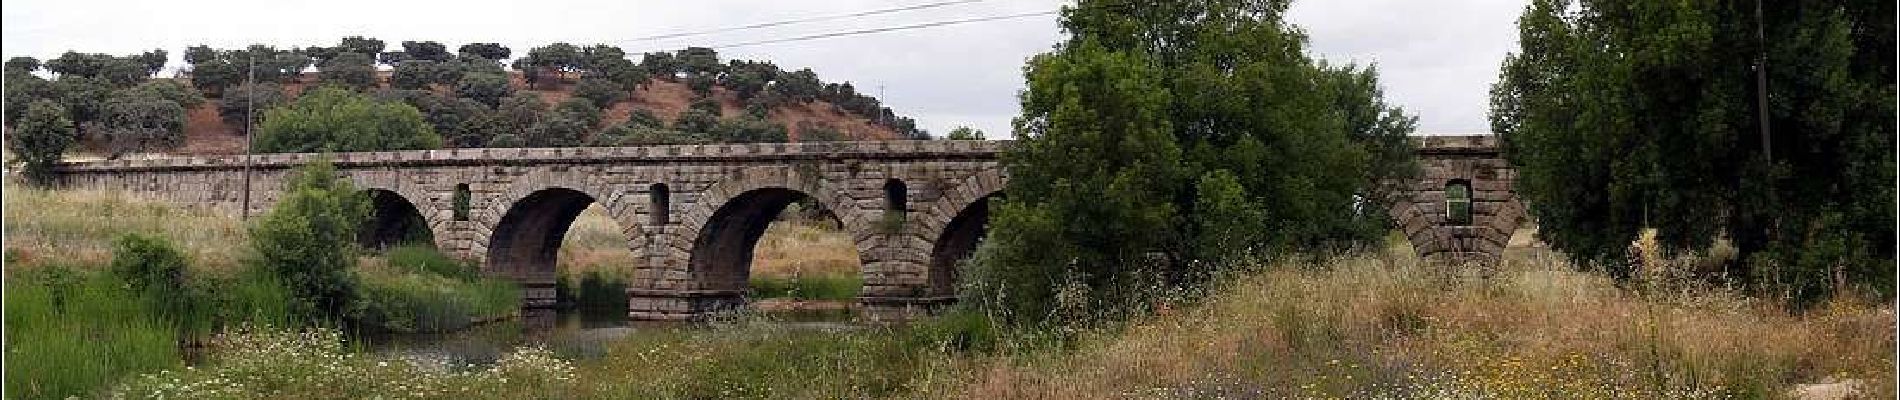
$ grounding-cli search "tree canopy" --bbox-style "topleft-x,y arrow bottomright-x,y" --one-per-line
967,0 -> 1418,326
254,86 -> 442,153
1490,0 -> 1894,303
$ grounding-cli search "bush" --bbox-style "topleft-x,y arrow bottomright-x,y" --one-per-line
217,82 -> 290,129
110,233 -> 190,312
572,78 -> 624,108
247,160 -> 367,322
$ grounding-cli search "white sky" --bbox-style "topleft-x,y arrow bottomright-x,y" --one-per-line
2,0 -> 1524,137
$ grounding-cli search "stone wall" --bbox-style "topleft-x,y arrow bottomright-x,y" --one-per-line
1386,135 -> 1525,266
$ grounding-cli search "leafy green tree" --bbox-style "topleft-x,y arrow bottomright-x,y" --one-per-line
9,100 -> 77,185
1491,0 -> 1894,302
336,36 -> 386,60
492,93 -> 547,134
51,76 -> 114,126
572,77 -> 623,108
579,44 -> 626,73
2,72 -> 52,127
775,68 -> 822,103
254,86 -> 442,153
454,72 -> 513,108
457,43 -> 510,61
796,121 -> 844,142
94,85 -> 190,157
136,49 -> 168,76
520,43 -> 581,89
675,47 -> 721,77
708,115 -> 787,143
671,108 -> 719,134
968,0 -> 1417,326
639,52 -> 679,80
527,112 -> 588,147
400,40 -> 452,62
684,73 -> 716,96
945,126 -> 984,140
318,52 -> 377,90
552,97 -> 602,128
248,160 -> 368,321
624,109 -> 664,129
6,56 -> 41,75
218,82 -> 290,128
390,60 -> 440,90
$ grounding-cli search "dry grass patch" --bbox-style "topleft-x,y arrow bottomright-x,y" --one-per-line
3,186 -> 248,272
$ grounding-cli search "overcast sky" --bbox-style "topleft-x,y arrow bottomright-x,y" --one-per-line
2,0 -> 1525,137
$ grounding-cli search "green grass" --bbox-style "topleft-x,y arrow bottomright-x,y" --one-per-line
3,267 -> 182,399
355,246 -> 520,333
749,272 -> 862,300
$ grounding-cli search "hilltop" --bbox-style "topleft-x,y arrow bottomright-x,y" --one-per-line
176,71 -> 906,155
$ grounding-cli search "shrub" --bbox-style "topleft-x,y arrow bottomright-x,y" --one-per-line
110,233 -> 190,312
217,82 -> 290,129
247,160 -> 367,322
572,78 -> 624,108
9,99 -> 77,185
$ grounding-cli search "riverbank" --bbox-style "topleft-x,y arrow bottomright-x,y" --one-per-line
101,246 -> 1897,399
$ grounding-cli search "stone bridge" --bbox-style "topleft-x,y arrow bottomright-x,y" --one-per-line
50,135 -> 1518,320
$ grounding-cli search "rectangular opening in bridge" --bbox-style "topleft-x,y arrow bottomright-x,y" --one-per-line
1445,180 -> 1472,226
452,184 -> 471,221
649,183 -> 670,226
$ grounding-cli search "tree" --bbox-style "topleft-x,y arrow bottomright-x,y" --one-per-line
248,160 -> 368,321
675,47 -> 721,77
552,97 -> 602,128
625,109 -> 664,129
136,49 -> 168,76
390,60 -> 440,90
454,72 -> 512,108
51,76 -> 115,127
457,43 -> 510,61
571,77 -> 623,108
318,52 -> 377,90
639,52 -> 679,80
218,82 -> 290,128
966,0 -> 1417,326
708,115 -> 787,143
775,68 -> 822,103
492,93 -> 548,134
671,108 -> 719,134
1491,0 -> 1894,303
945,126 -> 985,140
336,36 -> 386,60
401,40 -> 452,62
520,43 -> 581,89
254,86 -> 442,153
6,56 -> 41,75
3,73 -> 52,127
10,100 -> 77,185
527,112 -> 588,147
94,85 -> 190,157
579,44 -> 626,73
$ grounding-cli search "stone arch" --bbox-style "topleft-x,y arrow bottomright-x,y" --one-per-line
476,173 -> 645,308
358,188 -> 435,251
919,168 -> 1006,296
346,174 -> 451,251
673,166 -> 873,293
1385,180 -> 1526,265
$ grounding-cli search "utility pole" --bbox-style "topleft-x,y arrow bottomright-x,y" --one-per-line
1754,0 -> 1771,161
241,54 -> 256,220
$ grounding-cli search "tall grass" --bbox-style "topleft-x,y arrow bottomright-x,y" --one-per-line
3,268 -> 181,399
3,187 -> 248,272
355,245 -> 520,333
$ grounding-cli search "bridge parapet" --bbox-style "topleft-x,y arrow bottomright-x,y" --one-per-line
54,140 -> 1012,172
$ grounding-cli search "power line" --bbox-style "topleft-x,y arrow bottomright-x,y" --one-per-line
622,0 -> 985,43
706,10 -> 1058,50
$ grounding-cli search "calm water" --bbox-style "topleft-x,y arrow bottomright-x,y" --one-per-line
359,306 -> 857,366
